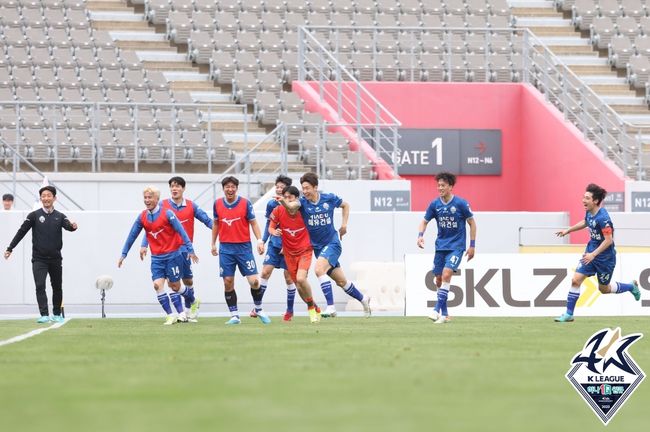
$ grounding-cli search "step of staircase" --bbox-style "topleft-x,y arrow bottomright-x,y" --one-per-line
142,61 -> 197,71
512,7 -> 561,17
93,20 -> 151,31
116,40 -> 175,50
589,84 -> 635,96
524,26 -> 579,36
87,0 -> 131,11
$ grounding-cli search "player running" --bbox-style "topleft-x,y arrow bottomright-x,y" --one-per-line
284,172 -> 370,317
417,172 -> 476,324
119,186 -> 198,325
250,175 -> 300,321
272,185 -> 321,323
211,176 -> 269,325
140,176 -> 211,322
554,183 -> 641,322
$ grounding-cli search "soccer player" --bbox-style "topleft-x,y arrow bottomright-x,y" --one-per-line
4,186 -> 77,323
554,183 -> 641,322
118,186 -> 198,325
250,175 -> 300,321
211,176 -> 269,325
285,172 -> 371,318
272,185 -> 321,323
140,176 -> 211,321
417,172 -> 476,324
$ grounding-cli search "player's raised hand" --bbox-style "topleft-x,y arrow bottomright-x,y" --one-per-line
189,253 -> 199,264
211,244 -> 218,256
139,247 -> 148,260
417,236 -> 425,249
339,225 -> 347,239
4,250 -> 11,259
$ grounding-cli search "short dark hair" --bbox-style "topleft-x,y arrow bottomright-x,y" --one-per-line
435,172 -> 456,187
168,176 -> 186,188
586,183 -> 607,205
283,185 -> 300,198
275,175 -> 292,187
221,176 -> 239,188
300,172 -> 319,187
2,193 -> 13,201
39,185 -> 57,197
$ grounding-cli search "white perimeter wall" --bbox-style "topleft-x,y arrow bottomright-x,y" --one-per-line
0,209 -> 567,315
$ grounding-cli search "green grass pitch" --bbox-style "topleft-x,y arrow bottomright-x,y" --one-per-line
0,317 -> 647,432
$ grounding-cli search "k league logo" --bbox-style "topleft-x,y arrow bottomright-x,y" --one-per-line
565,328 -> 645,425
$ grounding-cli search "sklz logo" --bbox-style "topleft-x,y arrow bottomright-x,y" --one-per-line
149,228 -> 164,239
221,217 -> 241,227
566,328 -> 645,425
284,227 -> 305,237
424,268 -> 650,308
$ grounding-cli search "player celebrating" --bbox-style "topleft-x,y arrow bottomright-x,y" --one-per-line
140,176 -> 212,321
283,172 -> 370,317
554,183 -> 641,322
417,172 -> 476,324
118,186 -> 198,325
272,185 -> 322,323
211,176 -> 269,325
250,175 -> 300,321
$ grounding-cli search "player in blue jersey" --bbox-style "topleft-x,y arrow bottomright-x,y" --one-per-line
140,177 -> 212,322
118,186 -> 198,325
289,172 -> 371,317
554,183 -> 641,322
417,172 -> 476,324
249,175 -> 300,321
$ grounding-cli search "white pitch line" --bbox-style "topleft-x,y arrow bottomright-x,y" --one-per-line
0,318 -> 71,348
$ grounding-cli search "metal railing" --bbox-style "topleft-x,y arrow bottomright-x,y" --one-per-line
0,137 -> 84,210
297,26 -> 647,179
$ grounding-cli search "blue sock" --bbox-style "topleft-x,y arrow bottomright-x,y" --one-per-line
614,282 -> 633,293
343,282 -> 364,302
319,276 -> 334,306
435,287 -> 449,315
157,293 -> 173,315
566,290 -> 580,315
286,283 -> 296,313
169,292 -> 184,313
180,286 -> 195,308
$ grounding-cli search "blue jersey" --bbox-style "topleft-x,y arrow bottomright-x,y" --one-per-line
299,192 -> 343,249
424,195 -> 473,251
262,198 -> 282,249
121,205 -> 194,261
585,207 -> 615,260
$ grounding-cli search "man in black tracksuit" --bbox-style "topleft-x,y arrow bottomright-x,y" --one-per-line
4,186 -> 78,323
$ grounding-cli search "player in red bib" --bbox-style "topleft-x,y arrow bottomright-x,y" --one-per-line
211,176 -> 268,325
140,176 -> 212,322
272,185 -> 321,323
119,186 -> 198,325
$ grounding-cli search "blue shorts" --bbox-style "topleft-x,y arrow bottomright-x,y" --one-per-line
433,249 -> 464,275
314,241 -> 341,270
180,251 -> 193,279
220,250 -> 258,277
263,243 -> 287,270
151,253 -> 184,282
576,257 -> 616,285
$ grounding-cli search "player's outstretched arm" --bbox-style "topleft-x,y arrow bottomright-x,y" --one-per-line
466,217 -> 477,261
120,216 -> 144,263
416,219 -> 429,249
211,219 -> 219,256
556,220 -> 587,237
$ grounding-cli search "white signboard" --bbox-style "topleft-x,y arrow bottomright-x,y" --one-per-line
405,254 -> 650,317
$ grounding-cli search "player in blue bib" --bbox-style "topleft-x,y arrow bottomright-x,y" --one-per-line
554,183 -> 641,322
289,172 -> 371,317
417,172 -> 476,324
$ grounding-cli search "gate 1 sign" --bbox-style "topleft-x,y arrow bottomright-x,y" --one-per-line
386,129 -> 502,175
